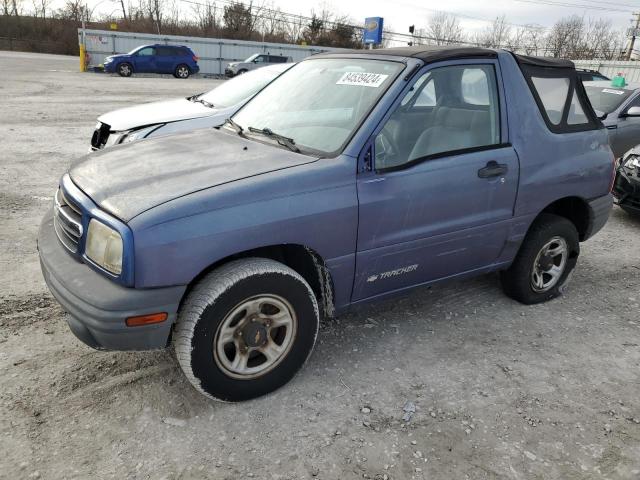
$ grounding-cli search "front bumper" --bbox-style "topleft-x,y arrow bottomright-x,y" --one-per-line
38,208 -> 186,350
225,68 -> 236,77
613,169 -> 640,213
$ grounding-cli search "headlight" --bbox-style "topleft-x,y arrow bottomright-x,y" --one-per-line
624,155 -> 640,169
85,219 -> 123,275
119,124 -> 162,144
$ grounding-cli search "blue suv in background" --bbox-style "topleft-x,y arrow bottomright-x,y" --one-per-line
103,44 -> 200,78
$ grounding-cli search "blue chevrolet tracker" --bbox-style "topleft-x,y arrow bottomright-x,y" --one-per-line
39,46 -> 614,401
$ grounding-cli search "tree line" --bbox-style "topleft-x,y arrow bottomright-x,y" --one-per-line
0,1 -> 630,60
411,12 -> 627,60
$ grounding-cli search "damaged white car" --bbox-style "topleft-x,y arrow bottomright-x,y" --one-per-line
90,62 -> 292,150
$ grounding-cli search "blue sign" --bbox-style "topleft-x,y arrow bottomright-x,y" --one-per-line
363,17 -> 384,44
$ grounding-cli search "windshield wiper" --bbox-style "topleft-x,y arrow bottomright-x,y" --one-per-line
247,126 -> 300,153
224,118 -> 245,136
194,98 -> 215,108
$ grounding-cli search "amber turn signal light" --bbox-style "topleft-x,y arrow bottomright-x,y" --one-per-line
125,312 -> 168,327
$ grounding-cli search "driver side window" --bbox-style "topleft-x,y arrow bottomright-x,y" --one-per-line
375,64 -> 501,171
137,47 -> 155,56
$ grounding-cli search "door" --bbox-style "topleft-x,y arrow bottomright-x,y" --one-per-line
155,46 -> 177,73
133,47 -> 156,73
612,94 -> 640,157
353,61 -> 520,301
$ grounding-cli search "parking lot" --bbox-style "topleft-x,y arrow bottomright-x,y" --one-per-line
2,50 -> 640,479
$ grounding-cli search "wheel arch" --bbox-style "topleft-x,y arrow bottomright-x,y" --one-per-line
537,196 -> 591,242
180,244 -> 336,319
117,61 -> 133,73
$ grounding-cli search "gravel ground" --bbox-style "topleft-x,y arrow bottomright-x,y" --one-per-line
2,50 -> 640,480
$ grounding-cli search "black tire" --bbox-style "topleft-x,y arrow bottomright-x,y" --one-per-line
117,62 -> 133,77
174,258 -> 319,402
174,64 -> 190,79
500,213 -> 579,305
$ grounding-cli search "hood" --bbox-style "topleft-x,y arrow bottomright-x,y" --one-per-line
98,98 -> 217,131
69,128 -> 317,221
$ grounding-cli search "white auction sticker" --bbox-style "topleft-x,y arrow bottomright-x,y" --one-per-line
602,88 -> 625,95
336,72 -> 389,87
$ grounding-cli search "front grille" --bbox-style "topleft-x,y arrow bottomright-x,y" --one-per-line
54,187 -> 83,253
90,122 -> 111,150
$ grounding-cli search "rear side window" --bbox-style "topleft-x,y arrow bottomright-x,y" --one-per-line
156,47 -> 175,56
531,77 -> 570,125
522,65 -> 598,133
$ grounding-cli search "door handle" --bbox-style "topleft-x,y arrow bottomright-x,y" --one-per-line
478,161 -> 508,178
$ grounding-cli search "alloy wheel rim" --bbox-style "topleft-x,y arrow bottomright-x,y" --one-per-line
213,295 -> 297,379
178,67 -> 188,77
531,236 -> 568,293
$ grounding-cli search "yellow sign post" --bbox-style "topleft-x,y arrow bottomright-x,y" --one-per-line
79,43 -> 86,72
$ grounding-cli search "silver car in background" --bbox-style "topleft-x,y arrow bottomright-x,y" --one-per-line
225,53 -> 292,78
584,80 -> 640,158
90,62 -> 293,150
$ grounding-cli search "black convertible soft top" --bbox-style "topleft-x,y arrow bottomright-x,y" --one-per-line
514,53 -> 574,69
315,45 -> 497,63
316,45 -> 575,69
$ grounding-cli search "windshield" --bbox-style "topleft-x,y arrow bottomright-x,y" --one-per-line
232,58 -> 404,155
127,46 -> 146,55
199,67 -> 285,108
585,86 -> 634,114
244,54 -> 259,63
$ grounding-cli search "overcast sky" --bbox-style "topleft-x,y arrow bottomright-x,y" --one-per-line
276,0 -> 639,32
73,0 -> 640,37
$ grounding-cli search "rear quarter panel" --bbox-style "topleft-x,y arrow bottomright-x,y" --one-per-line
499,52 -> 613,217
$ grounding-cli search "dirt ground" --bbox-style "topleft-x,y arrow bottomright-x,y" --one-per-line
1,50 -> 640,480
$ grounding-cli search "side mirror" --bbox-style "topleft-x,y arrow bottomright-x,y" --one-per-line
625,106 -> 640,117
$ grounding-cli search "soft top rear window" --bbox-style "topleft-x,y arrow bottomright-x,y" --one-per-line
519,63 -> 600,134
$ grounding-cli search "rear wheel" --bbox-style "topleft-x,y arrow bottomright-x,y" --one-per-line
117,62 -> 133,77
174,258 -> 319,401
174,64 -> 190,79
501,214 -> 579,304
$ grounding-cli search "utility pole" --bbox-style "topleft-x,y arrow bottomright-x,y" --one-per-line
627,12 -> 640,60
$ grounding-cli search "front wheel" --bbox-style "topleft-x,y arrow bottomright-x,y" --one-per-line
501,214 -> 579,305
174,258 -> 319,401
174,64 -> 190,78
117,62 -> 133,77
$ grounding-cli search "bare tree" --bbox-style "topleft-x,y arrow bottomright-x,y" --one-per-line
426,12 -> 464,46
147,0 -> 163,33
31,0 -> 50,18
545,15 -> 583,58
191,0 -> 218,35
520,25 -> 546,55
474,15 -> 511,48
582,18 -> 624,59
